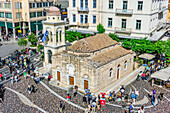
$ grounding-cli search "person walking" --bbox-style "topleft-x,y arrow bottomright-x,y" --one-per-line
28,85 -> 32,95
83,94 -> 87,106
139,105 -> 144,113
15,75 -> 18,83
0,89 -> 3,104
128,102 -> 133,113
97,99 -> 100,111
59,101 -> 63,112
153,89 -> 156,97
92,102 -> 96,112
48,74 -> 51,84
73,87 -> 77,97
0,73 -> 3,81
159,91 -> 164,102
31,85 -> 35,93
11,76 -> 14,84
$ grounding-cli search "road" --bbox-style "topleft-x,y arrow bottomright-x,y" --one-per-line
0,41 -> 30,58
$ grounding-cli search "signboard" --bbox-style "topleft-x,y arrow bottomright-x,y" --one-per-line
18,30 -> 22,33
100,99 -> 106,105
62,12 -> 67,15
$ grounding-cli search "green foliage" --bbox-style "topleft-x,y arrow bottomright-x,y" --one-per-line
18,38 -> 27,48
154,40 -> 167,54
28,33 -> 38,45
30,45 -> 37,47
65,31 -> 84,42
97,23 -> 105,34
85,33 -> 91,37
108,33 -> 120,42
122,40 -> 132,49
37,44 -> 44,52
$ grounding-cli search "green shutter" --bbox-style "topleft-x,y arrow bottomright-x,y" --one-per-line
7,22 -> 13,28
0,21 -> 5,27
31,21 -> 36,32
38,21 -> 43,31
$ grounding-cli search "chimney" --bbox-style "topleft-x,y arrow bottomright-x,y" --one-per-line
54,0 -> 57,4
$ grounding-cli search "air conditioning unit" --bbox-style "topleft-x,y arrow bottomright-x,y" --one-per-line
64,18 -> 69,24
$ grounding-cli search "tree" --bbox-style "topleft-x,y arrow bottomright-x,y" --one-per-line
28,33 -> 38,45
122,40 -> 132,49
86,33 -> 91,37
97,23 -> 105,34
154,40 -> 167,54
65,31 -> 84,42
18,38 -> 28,49
108,33 -> 120,42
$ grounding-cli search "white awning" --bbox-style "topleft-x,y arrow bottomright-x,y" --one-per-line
151,67 -> 170,81
138,53 -> 155,60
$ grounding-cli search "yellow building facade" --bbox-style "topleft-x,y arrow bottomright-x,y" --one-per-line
0,0 -> 53,37
167,0 -> 170,22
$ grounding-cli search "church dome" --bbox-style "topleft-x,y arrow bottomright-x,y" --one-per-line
47,6 -> 61,16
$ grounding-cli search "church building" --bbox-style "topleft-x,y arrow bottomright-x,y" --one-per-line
42,6 -> 134,93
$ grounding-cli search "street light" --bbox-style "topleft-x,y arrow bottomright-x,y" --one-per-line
18,0 -> 21,38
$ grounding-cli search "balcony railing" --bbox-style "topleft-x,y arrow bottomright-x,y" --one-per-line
115,9 -> 133,15
115,27 -> 132,33
158,7 -> 166,13
77,22 -> 89,27
77,7 -> 89,12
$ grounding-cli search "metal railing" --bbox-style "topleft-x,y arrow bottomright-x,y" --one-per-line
115,9 -> 133,15
77,7 -> 89,12
115,27 -> 132,33
77,22 -> 89,27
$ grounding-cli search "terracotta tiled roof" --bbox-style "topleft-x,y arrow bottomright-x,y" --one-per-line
87,46 -> 133,67
67,34 -> 118,53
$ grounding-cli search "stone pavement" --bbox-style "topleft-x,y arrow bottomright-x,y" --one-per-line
6,87 -> 47,113
4,76 -> 84,112
0,89 -> 41,113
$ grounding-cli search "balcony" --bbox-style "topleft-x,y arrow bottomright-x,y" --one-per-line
77,7 -> 89,13
115,27 -> 132,34
115,9 -> 133,15
77,22 -> 89,27
158,7 -> 166,13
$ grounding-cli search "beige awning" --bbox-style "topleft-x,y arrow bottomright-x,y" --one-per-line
151,67 -> 170,81
138,53 -> 155,60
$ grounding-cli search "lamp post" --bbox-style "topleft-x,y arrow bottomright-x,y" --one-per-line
18,0 -> 21,38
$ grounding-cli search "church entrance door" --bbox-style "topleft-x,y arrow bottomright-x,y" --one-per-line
84,80 -> 88,90
69,76 -> 74,85
117,68 -> 120,79
57,71 -> 60,82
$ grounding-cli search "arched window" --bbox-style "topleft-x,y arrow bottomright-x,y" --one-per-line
109,68 -> 113,78
117,65 -> 120,79
124,61 -> 127,70
69,65 -> 74,75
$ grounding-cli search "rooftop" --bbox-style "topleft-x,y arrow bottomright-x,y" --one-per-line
87,46 -> 133,67
47,6 -> 61,16
67,34 -> 118,53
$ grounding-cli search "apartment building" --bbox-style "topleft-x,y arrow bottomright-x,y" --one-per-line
68,0 -> 168,39
0,0 -> 53,37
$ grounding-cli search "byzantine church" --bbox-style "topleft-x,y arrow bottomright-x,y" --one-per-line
42,6 -> 134,93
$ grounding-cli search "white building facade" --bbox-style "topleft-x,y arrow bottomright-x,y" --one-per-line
68,0 -> 168,39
